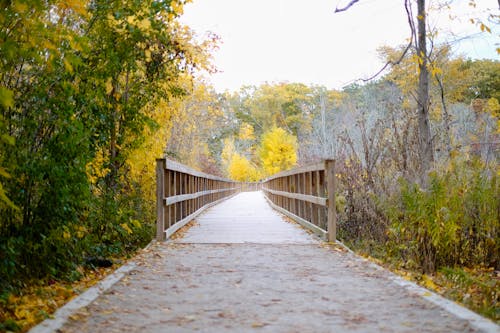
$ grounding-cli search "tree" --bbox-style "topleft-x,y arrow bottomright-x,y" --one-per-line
259,127 -> 297,176
229,83 -> 314,138
228,153 -> 260,181
335,0 -> 434,177
0,0 -> 217,287
415,0 -> 434,173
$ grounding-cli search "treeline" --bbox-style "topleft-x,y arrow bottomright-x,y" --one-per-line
0,0 -> 216,290
169,48 -> 499,277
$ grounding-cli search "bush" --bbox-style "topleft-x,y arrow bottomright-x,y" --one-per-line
387,158 -> 499,273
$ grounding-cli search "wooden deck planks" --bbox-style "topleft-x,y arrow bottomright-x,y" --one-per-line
172,191 -> 318,244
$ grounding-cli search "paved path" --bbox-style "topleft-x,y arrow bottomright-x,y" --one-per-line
54,192 -> 495,333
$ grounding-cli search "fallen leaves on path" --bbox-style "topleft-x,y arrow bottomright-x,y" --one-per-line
345,248 -> 499,322
170,220 -> 199,240
251,321 -> 268,328
0,265 -> 116,332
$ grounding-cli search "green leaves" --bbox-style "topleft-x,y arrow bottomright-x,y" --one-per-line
0,87 -> 14,109
0,0 -> 214,291
388,157 -> 499,273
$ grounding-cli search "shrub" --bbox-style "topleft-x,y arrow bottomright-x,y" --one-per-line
387,157 -> 499,273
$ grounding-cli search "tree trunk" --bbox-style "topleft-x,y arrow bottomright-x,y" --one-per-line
416,0 -> 434,176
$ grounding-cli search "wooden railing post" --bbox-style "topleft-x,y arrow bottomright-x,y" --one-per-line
156,158 -> 243,240
325,159 -> 337,242
156,158 -> 166,241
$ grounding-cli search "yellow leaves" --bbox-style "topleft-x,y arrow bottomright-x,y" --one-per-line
126,15 -> 153,35
145,49 -> 152,62
259,126 -> 297,176
14,307 -> 35,322
479,23 -> 491,33
59,0 -> 88,16
106,13 -> 125,33
42,40 -> 57,51
167,21 -> 218,74
62,225 -> 87,239
107,13 -> 116,23
328,90 -> 346,107
120,223 -> 133,234
221,137 -> 235,168
484,98 -> 500,118
170,220 -> 197,240
13,1 -> 28,13
421,274 -> 440,292
75,225 -> 87,238
105,77 -> 113,95
130,219 -> 142,228
86,148 -> 110,187
63,58 -> 73,74
127,15 -> 137,25
170,1 -> 185,15
137,18 -> 151,31
6,285 -> 70,329
167,0 -> 186,20
0,86 -> 14,109
417,53 -> 425,66
2,264 -> 119,332
238,123 -> 255,141
429,65 -> 443,77
69,39 -> 83,53
228,153 -> 260,182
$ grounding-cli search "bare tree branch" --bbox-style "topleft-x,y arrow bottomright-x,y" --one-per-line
360,0 -> 415,82
334,0 -> 360,13
361,41 -> 412,82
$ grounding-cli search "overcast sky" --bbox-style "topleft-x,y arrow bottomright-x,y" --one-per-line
179,0 -> 499,92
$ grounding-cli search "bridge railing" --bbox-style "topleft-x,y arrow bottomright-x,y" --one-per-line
261,160 -> 337,242
239,182 -> 262,192
156,158 -> 239,240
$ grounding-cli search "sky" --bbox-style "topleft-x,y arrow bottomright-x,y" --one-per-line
179,0 -> 499,92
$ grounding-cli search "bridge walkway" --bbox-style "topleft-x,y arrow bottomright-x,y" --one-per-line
38,191 -> 495,333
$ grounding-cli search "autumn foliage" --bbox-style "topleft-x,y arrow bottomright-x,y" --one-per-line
259,127 -> 297,176
0,0 -> 215,302
0,0 -> 498,328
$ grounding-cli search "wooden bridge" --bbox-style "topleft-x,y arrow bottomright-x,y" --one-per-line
31,159 -> 499,333
155,158 -> 338,243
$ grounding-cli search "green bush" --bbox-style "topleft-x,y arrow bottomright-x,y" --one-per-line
387,158 -> 499,273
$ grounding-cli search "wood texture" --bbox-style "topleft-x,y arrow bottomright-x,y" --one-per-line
156,158 -> 239,240
325,160 -> 337,242
261,160 -> 336,242
262,188 -> 327,206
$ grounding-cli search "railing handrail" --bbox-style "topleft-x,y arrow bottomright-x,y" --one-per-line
156,158 -> 240,241
156,158 -> 334,242
164,158 -> 233,182
262,162 -> 325,182
261,159 -> 337,242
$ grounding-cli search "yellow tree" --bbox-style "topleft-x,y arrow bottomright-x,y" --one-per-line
221,137 -> 236,170
259,126 -> 297,176
228,153 -> 260,181
238,123 -> 255,141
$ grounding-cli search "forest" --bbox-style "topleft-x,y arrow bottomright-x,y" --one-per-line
0,0 -> 499,330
